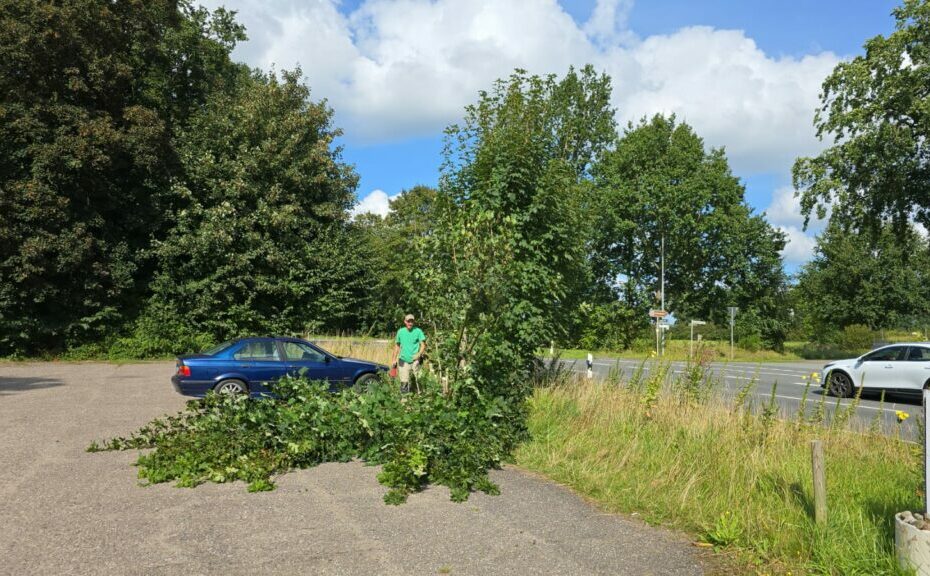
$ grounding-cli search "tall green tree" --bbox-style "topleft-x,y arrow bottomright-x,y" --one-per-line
794,221 -> 930,335
356,185 -> 438,334
422,69 -> 596,398
591,115 -> 790,348
138,69 -> 359,346
0,0 -> 244,354
793,0 -> 930,234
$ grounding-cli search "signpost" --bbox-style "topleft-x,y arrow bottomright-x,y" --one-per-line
728,306 -> 739,360
650,310 -> 668,357
690,319 -> 706,360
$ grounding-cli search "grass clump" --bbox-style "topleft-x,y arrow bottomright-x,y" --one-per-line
516,369 -> 920,574
90,374 -> 523,503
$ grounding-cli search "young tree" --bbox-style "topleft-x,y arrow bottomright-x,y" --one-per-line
422,69 -> 601,398
591,115 -> 790,348
793,0 -> 930,235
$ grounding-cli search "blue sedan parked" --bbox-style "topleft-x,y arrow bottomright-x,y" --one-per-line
171,337 -> 388,397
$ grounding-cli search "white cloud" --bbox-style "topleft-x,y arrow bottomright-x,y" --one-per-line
612,27 -> 839,174
763,186 -> 831,266
765,185 -> 832,230
350,189 -> 398,218
584,0 -> 636,47
778,225 -> 819,266
199,0 -> 841,176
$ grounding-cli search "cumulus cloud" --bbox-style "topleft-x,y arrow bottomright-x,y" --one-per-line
764,186 -> 830,265
612,27 -> 838,174
198,0 -> 840,176
778,225 -> 819,266
350,189 -> 398,218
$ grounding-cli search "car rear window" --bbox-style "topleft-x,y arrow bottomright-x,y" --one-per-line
202,340 -> 235,356
232,341 -> 280,361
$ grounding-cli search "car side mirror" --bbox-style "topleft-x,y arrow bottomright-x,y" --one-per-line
325,356 -> 331,363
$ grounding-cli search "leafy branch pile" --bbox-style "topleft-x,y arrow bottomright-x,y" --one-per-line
91,375 -> 522,503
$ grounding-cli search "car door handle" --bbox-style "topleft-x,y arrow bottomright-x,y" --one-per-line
884,364 -> 893,369
237,364 -> 250,368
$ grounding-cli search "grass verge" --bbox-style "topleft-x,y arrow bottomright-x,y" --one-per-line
515,375 -> 920,575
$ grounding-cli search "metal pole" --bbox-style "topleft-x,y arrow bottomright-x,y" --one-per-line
659,235 -> 665,358
925,389 -> 930,515
661,235 -> 665,313
730,315 -> 734,360
690,321 -> 693,361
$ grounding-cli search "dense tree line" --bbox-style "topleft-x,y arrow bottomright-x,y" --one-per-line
1,1 -> 361,356
6,0 -> 929,358
791,0 -> 930,344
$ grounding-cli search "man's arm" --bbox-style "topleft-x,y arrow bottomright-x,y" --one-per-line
391,342 -> 400,366
415,340 -> 425,361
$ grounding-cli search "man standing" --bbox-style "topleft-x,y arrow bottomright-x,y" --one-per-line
392,313 -> 426,392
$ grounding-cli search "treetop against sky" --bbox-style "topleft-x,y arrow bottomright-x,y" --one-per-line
196,0 -> 900,267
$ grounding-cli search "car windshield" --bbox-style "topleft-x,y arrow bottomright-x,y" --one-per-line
201,340 -> 235,356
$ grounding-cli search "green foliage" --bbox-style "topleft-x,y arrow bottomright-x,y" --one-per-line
793,0 -> 930,234
590,115 -> 790,349
421,68 -> 594,399
838,324 -> 875,352
93,375 -> 521,502
0,0 -> 245,355
354,185 -> 439,334
794,221 -> 930,338
576,301 -> 643,350
141,68 -> 361,344
739,332 -> 763,353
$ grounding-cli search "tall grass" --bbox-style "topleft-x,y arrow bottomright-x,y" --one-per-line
515,368 -> 921,575
315,339 -> 394,365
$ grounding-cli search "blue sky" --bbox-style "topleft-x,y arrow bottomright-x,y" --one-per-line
201,0 -> 900,269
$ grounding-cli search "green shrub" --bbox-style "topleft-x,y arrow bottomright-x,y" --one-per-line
839,324 -> 874,352
577,301 -> 643,350
739,332 -> 763,352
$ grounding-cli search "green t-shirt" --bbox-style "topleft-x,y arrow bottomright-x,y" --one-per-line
395,327 -> 426,363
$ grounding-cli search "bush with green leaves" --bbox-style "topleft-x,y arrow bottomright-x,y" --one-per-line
90,375 -> 521,503
838,324 -> 875,352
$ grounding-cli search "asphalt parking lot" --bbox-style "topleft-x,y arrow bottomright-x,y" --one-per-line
0,362 -> 711,576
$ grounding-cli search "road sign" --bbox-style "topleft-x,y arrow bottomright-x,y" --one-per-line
649,309 -> 668,318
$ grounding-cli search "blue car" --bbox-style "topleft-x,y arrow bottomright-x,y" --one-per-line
171,337 -> 388,397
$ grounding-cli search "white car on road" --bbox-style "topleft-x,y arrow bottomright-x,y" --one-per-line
822,343 -> 930,397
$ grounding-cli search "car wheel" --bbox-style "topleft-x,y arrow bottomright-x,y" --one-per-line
828,371 -> 853,398
214,379 -> 248,396
353,373 -> 378,393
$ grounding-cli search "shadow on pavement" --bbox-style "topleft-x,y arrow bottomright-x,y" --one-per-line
0,376 -> 63,395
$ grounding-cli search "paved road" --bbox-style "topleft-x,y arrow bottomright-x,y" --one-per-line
555,357 -> 922,440
0,361 -> 713,576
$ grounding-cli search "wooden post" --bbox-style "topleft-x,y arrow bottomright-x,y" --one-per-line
811,440 -> 827,525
